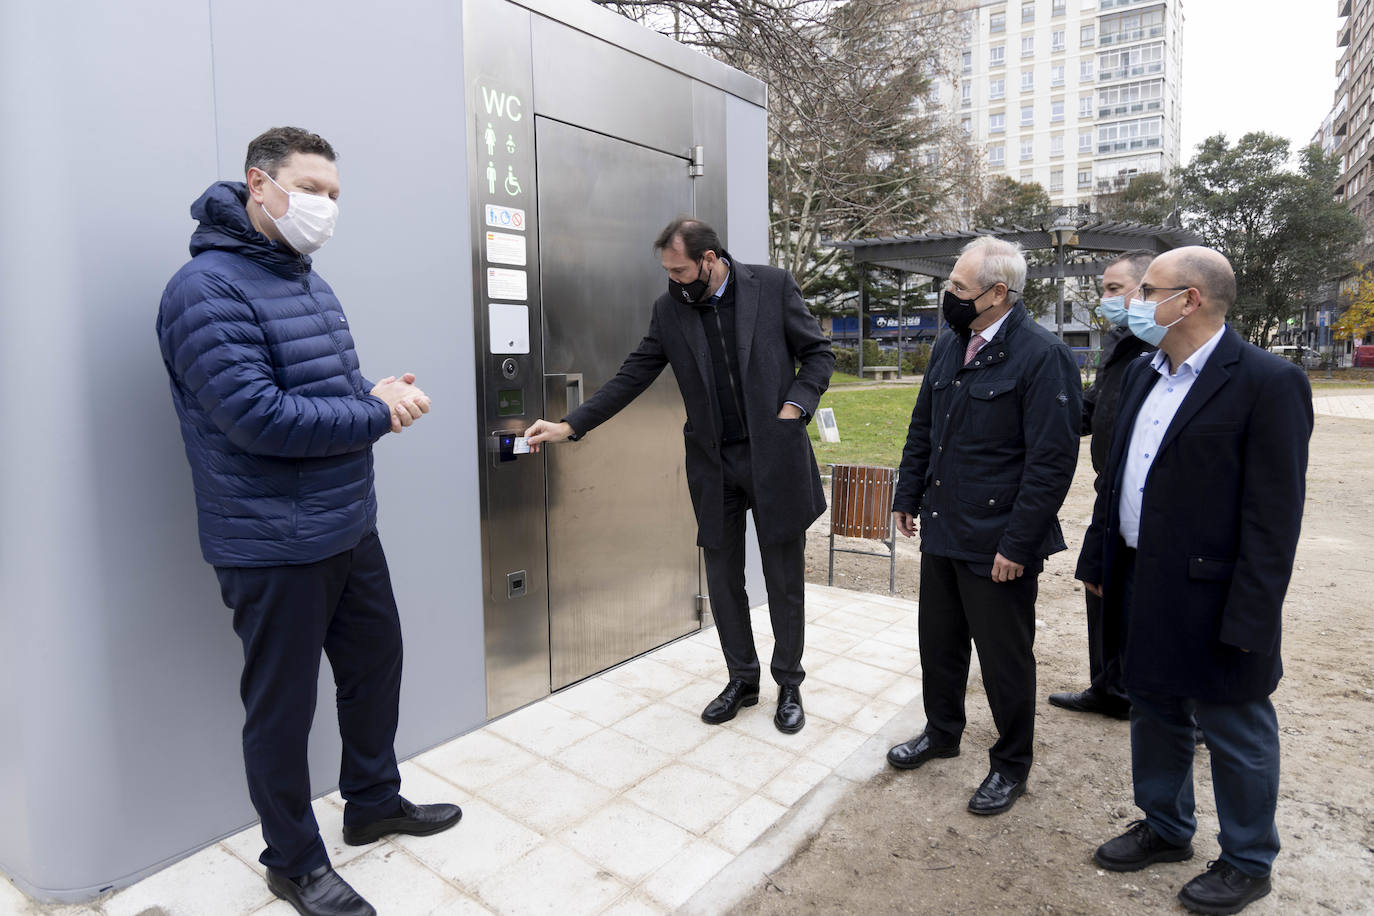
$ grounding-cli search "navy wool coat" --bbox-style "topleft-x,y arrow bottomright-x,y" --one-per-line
157,182 -> 392,567
564,260 -> 834,548
1076,328 -> 1313,702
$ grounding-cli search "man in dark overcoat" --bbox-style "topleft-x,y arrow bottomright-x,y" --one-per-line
525,217 -> 834,733
1078,246 -> 1312,915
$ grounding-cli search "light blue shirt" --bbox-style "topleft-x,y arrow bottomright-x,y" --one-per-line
1118,325 -> 1227,548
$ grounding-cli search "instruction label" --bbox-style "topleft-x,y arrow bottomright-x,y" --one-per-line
487,267 -> 528,302
486,231 -> 527,266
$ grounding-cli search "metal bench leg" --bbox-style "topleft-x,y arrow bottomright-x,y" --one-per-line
887,518 -> 896,595
828,529 -> 835,586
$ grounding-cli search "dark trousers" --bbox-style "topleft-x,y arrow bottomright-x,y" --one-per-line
1084,588 -> 1127,700
1119,553 -> 1281,878
215,530 -> 404,876
702,440 -> 806,687
918,552 -> 1038,780
1128,689 -> 1281,878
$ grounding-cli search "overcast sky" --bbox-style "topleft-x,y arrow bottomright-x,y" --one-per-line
1179,1 -> 1342,162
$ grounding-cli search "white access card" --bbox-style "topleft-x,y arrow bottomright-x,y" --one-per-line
512,437 -> 531,455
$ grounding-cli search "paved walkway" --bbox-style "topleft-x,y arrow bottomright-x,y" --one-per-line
3,585 -> 926,916
1312,391 -> 1374,420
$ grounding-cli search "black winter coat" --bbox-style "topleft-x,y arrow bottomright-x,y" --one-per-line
893,305 -> 1081,570
1083,326 -> 1154,474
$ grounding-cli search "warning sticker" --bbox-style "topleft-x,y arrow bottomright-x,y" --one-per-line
485,204 -> 526,231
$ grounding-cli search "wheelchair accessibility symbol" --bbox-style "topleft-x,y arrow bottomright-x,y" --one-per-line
504,165 -> 522,197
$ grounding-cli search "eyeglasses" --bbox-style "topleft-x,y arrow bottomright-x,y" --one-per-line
1138,284 -> 1190,300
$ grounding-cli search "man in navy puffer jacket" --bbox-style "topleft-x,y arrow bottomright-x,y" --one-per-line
157,127 -> 459,916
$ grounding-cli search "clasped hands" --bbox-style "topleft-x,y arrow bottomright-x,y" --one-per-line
371,373 -> 431,433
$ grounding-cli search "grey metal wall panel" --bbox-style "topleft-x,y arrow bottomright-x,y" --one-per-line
515,0 -> 766,105
725,94 -> 770,263
206,0 -> 487,785
0,0 -> 483,901
0,0 -> 234,899
531,15 -> 696,159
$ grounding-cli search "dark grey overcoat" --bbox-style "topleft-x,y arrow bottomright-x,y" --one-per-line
565,260 -> 834,548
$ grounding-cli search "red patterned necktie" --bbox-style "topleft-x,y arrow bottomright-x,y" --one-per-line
964,334 -> 986,366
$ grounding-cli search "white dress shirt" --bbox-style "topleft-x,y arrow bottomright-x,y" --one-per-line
1118,325 -> 1227,548
974,307 -> 1012,349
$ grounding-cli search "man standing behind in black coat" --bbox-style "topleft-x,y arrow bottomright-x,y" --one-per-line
1048,249 -> 1155,720
885,237 -> 1080,815
1078,247 -> 1312,915
525,218 -> 834,734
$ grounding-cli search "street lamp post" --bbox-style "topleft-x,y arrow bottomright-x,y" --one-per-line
896,272 -> 905,380
857,262 -> 867,380
1048,216 -> 1078,343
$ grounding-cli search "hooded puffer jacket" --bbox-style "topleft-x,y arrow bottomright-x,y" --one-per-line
157,181 -> 392,567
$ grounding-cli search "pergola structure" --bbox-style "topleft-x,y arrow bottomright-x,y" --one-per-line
828,218 -> 1204,375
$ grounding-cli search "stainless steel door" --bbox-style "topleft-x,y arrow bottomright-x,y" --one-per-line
535,116 -> 701,689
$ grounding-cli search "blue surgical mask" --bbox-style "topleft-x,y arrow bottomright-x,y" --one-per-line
1127,290 -> 1187,346
1096,295 -> 1129,328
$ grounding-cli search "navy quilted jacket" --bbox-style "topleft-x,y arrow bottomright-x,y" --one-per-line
157,181 -> 392,567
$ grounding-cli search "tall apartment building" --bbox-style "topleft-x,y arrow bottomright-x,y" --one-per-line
1329,0 -> 1374,233
945,0 -> 1185,208
1310,0 -> 1373,358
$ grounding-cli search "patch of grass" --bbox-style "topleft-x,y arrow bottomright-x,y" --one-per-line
807,386 -> 917,469
827,370 -> 864,386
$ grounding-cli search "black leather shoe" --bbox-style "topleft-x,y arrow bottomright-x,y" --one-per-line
342,797 -> 463,846
266,864 -> 376,916
967,770 -> 1026,815
700,678 -> 760,724
1177,859 -> 1272,914
1093,819 -> 1194,871
886,732 -> 959,770
774,685 -> 805,734
1047,688 -> 1131,720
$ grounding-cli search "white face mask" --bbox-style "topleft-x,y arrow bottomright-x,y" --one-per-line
260,171 -> 338,255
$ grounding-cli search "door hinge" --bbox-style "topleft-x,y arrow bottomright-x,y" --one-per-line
695,593 -> 710,620
688,145 -> 705,178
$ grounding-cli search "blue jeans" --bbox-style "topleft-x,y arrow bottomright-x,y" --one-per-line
1128,688 -> 1281,878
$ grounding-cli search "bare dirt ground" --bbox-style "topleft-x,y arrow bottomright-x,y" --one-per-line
743,411 -> 1374,914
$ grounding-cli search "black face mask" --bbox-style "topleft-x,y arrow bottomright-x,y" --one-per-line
669,256 -> 712,304
942,285 -> 1000,332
